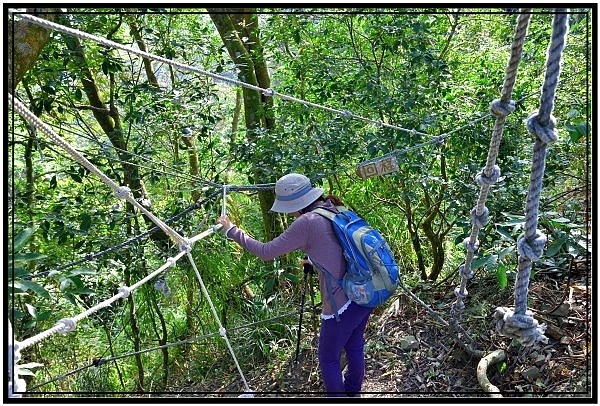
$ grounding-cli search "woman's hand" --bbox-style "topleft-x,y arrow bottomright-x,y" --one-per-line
216,215 -> 234,231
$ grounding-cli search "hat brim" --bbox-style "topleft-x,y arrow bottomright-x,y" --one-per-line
270,187 -> 324,213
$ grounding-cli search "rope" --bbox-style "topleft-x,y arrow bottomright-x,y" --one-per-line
452,10 -> 532,316
13,12 -> 424,137
8,320 -> 26,398
17,250 -> 186,351
9,94 -> 188,248
185,252 -> 252,394
495,9 -> 568,347
27,310 -> 297,391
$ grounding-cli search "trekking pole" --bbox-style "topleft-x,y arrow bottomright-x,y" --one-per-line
294,257 -> 313,364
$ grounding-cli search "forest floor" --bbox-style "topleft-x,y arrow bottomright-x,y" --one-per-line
190,257 -> 592,400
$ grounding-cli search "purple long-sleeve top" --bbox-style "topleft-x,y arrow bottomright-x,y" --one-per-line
225,200 -> 350,317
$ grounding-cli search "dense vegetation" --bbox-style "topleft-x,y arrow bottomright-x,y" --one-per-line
8,7 -> 591,397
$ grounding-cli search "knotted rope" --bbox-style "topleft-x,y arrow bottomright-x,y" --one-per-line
494,9 -> 569,346
452,10 -> 532,315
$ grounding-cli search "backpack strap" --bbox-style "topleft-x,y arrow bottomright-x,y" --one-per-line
311,205 -> 346,219
310,258 -> 341,323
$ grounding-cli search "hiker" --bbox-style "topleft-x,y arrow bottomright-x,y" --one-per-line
216,173 -> 372,397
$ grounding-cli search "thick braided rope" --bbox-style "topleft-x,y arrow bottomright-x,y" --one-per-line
9,94 -> 188,248
14,12 -> 419,137
495,10 -> 569,346
452,10 -> 531,315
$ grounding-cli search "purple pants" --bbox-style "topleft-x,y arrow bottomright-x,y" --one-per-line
318,302 -> 372,397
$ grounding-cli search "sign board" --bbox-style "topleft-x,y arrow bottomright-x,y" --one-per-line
357,156 -> 399,179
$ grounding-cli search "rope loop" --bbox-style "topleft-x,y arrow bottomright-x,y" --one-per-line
454,285 -> 469,300
471,206 -> 490,228
462,237 -> 480,253
517,231 -> 547,261
114,186 -> 131,200
494,306 -> 548,346
57,318 -> 76,334
261,87 -> 275,97
118,286 -> 131,298
475,165 -> 501,186
526,111 -> 558,144
490,99 -> 516,117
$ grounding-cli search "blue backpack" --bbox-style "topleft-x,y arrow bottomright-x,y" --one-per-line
312,206 -> 400,310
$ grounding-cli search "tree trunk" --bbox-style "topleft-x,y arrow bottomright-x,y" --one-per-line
60,19 -> 171,249
127,16 -> 160,88
8,8 -> 60,92
208,9 -> 281,240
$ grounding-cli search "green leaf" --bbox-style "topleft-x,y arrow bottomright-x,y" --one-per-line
495,227 -> 514,242
13,252 -> 47,265
470,255 -> 490,270
12,226 -> 39,252
281,272 -> 300,283
545,235 -> 568,257
495,264 -> 508,290
79,213 -> 92,232
12,280 -> 50,299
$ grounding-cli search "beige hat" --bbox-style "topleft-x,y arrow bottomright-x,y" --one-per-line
270,173 -> 324,213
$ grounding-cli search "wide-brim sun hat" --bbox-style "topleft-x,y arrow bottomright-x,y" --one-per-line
270,173 -> 324,213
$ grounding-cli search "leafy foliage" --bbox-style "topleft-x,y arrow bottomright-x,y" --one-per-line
8,7 -> 591,395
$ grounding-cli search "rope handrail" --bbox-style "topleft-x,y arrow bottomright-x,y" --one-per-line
494,9 -> 569,347
12,12 -> 426,137
11,225 -> 223,396
452,9 -> 532,316
17,250 -> 187,352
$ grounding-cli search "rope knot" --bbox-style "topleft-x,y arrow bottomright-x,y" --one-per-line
340,109 -> 352,118
471,206 -> 490,228
261,88 -> 275,97
118,286 -> 131,298
219,327 -> 227,337
475,165 -> 501,186
166,257 -> 177,267
179,239 -> 192,254
490,99 -> 516,117
57,318 -> 76,333
517,231 -> 547,261
114,186 -> 131,200
526,111 -> 558,144
462,237 -> 480,253
458,264 -> 474,280
494,307 -> 548,346
454,285 -> 469,300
